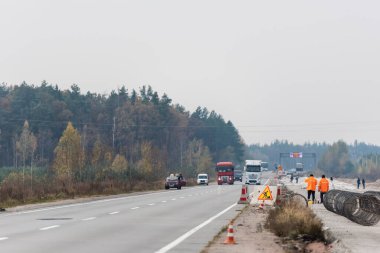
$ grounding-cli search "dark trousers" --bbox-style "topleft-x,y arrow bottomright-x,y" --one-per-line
307,190 -> 316,201
320,192 -> 326,203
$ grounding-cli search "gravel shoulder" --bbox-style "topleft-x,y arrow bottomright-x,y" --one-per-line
202,205 -> 285,253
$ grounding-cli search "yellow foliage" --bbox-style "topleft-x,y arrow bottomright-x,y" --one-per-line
111,154 -> 128,173
104,152 -> 113,163
16,120 -> 37,167
53,122 -> 84,179
91,137 -> 103,167
139,141 -> 153,176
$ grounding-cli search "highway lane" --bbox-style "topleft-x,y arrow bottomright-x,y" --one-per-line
0,184 -> 243,253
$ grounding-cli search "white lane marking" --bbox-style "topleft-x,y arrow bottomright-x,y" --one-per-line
171,198 -> 176,201
161,200 -> 167,203
3,191 -> 167,217
109,211 -> 119,215
0,237 -> 8,241
40,225 -> 60,231
81,217 -> 96,221
155,203 -> 237,253
148,203 -> 155,206
263,178 -> 270,185
131,207 -> 140,210
179,197 -> 185,199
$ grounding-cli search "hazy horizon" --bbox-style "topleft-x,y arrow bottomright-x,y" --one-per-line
2,0 -> 380,145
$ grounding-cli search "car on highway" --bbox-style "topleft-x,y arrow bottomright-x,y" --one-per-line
197,173 -> 209,185
234,169 -> 242,182
165,173 -> 186,190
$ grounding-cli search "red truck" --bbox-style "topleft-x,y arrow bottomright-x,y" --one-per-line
216,162 -> 234,185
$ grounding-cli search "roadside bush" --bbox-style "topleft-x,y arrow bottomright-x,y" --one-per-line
0,172 -> 24,202
266,200 -> 324,241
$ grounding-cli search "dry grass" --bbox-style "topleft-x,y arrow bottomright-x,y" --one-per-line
266,200 -> 324,241
0,174 -> 166,208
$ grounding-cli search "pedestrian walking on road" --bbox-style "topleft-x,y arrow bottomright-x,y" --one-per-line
305,174 -> 318,203
318,175 -> 329,203
296,176 -> 299,184
290,174 -> 294,183
330,177 -> 335,189
357,177 -> 361,189
362,178 -> 366,189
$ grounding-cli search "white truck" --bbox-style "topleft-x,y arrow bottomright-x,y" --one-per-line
244,160 -> 262,185
295,162 -> 304,176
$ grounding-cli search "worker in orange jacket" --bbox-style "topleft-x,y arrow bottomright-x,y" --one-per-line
305,174 -> 318,202
318,175 -> 329,203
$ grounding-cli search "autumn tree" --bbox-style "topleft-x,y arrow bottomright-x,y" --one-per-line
138,141 -> 154,180
91,136 -> 103,169
16,120 -> 37,191
318,141 -> 354,176
183,139 -> 214,177
111,154 -> 128,174
356,154 -> 380,179
53,122 -> 84,186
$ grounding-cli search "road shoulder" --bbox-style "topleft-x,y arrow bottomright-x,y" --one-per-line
202,205 -> 285,253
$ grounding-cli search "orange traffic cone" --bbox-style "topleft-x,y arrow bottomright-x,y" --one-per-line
238,185 -> 249,204
224,222 -> 236,244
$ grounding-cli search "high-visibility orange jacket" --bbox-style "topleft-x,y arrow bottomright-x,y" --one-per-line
318,178 -> 329,192
305,176 -> 317,191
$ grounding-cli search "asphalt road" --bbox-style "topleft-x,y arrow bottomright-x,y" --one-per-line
0,183 -> 244,253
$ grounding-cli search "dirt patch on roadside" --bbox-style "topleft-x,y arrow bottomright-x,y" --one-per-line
203,205 -> 285,253
203,204 -> 333,253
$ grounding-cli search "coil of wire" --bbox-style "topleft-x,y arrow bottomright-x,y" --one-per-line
323,190 -> 380,226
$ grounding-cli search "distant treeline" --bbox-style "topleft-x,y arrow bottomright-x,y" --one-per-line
0,82 -> 244,204
247,140 -> 380,179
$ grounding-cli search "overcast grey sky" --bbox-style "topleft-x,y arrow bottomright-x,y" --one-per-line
1,0 -> 380,145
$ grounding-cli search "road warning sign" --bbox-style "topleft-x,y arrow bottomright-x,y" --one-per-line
258,185 -> 273,200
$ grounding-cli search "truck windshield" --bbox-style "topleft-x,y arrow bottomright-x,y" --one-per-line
198,175 -> 207,179
246,165 -> 261,172
216,166 -> 234,172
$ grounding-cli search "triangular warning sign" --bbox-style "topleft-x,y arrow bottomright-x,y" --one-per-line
258,185 -> 273,200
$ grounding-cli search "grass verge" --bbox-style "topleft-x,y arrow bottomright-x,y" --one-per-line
265,198 -> 325,242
